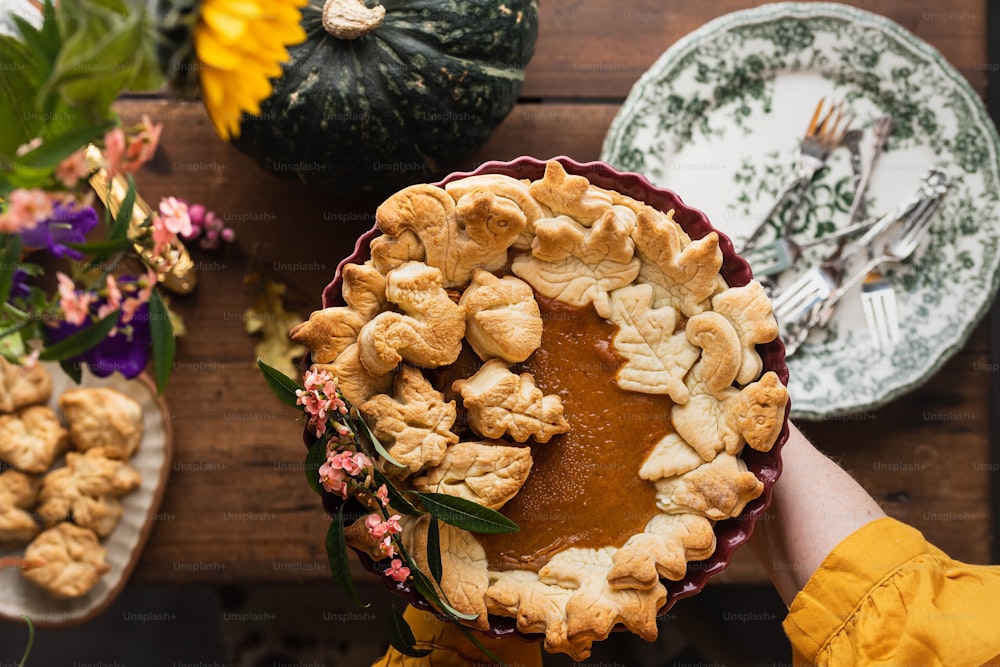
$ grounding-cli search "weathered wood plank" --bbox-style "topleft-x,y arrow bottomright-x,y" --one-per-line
523,0 -> 987,99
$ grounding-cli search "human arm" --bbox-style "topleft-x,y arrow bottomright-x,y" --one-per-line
749,421 -> 885,604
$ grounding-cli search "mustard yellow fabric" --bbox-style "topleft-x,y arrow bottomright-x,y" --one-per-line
371,606 -> 544,667
784,517 -> 1000,666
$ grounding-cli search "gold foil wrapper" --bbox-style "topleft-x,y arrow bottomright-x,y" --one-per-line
84,144 -> 196,294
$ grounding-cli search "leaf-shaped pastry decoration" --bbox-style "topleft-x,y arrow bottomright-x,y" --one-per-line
289,263 -> 388,364
527,160 -> 613,223
632,208 -> 722,317
452,359 -> 568,443
485,570 -> 574,655
608,284 -> 700,403
361,365 -> 459,476
357,262 -> 466,376
654,453 -> 763,520
638,432 -> 705,480
401,514 -> 491,630
21,523 -> 110,598
412,442 -> 533,511
607,514 -> 716,588
537,547 -> 665,660
511,209 -> 640,318
0,470 -> 41,544
672,362 -> 789,461
712,281 -> 779,386
459,269 -> 543,363
375,183 -> 526,288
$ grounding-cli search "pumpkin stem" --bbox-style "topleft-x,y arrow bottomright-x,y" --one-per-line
322,0 -> 386,39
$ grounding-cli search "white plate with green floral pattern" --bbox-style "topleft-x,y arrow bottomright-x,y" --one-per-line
602,2 -> 1000,420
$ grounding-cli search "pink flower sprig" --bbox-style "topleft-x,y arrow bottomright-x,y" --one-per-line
102,115 -> 163,180
181,201 -> 236,250
318,449 -> 373,500
297,369 -> 349,438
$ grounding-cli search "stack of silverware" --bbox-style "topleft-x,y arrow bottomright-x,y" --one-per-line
736,99 -> 950,357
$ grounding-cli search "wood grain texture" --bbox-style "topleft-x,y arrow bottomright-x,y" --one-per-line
117,0 -> 992,584
523,0 -> 987,99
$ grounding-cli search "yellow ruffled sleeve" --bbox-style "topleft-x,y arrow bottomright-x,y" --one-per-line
784,517 -> 1000,666
371,606 -> 544,667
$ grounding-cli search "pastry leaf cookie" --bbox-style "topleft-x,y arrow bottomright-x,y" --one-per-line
20,522 -> 110,598
412,441 -> 533,510
0,470 -> 41,544
633,208 -> 723,317
0,405 -> 69,474
358,261 -> 466,376
654,453 -> 763,520
452,359 -> 568,443
360,365 -> 459,475
460,269 -> 543,363
512,209 -> 640,318
608,284 -> 700,403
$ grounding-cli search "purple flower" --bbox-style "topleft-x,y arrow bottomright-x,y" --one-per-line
47,276 -> 152,379
8,269 -> 30,301
21,203 -> 98,260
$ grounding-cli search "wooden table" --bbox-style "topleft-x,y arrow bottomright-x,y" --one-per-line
120,0 -> 996,584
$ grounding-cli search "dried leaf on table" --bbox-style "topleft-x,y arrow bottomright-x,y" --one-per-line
245,280 -> 307,379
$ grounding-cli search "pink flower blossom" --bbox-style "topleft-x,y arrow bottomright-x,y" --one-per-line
381,536 -> 395,557
384,514 -> 402,535
56,272 -> 93,326
102,128 -> 127,178
376,484 -> 390,507
318,462 -> 349,498
55,150 -> 90,187
150,214 -> 177,260
125,114 -> 162,168
120,271 -> 156,324
0,188 -> 51,233
327,450 -> 369,476
365,513 -> 388,540
158,197 -> 192,236
385,559 -> 410,582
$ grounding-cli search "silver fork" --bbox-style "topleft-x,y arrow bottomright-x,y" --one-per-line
737,99 -> 852,255
747,114 -> 893,278
772,169 -> 950,356
861,270 -> 900,349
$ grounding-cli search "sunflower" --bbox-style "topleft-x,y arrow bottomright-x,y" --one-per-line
194,0 -> 308,140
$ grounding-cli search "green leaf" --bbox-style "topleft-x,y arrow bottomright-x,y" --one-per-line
17,615 -> 34,667
256,357 -> 302,408
14,122 -> 109,169
454,623 -> 510,667
38,310 -> 119,361
354,408 -> 404,468
304,438 -> 327,495
59,360 -> 83,384
387,606 -> 432,658
416,492 -> 519,535
148,289 -> 174,394
427,517 -> 443,584
0,235 -> 24,306
409,566 -> 478,621
371,469 -> 420,516
64,238 -> 133,254
110,174 -> 137,240
325,504 -> 367,608
0,36 -> 42,160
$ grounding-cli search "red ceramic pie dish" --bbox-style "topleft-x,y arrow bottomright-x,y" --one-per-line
317,155 -> 790,640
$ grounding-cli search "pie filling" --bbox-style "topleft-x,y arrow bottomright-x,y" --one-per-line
460,294 -> 670,572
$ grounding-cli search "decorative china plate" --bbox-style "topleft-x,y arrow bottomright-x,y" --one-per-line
602,2 -> 1000,419
0,366 -> 172,626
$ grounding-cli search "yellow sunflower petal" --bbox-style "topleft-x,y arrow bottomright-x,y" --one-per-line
195,0 -> 306,142
201,5 -> 249,43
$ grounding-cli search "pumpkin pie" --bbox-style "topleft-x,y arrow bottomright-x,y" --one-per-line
294,159 -> 788,659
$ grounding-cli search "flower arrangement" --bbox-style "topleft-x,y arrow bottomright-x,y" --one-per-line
258,359 -> 520,661
0,0 -> 290,387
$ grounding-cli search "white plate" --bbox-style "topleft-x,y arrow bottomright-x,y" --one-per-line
602,2 -> 1000,419
0,365 -> 172,626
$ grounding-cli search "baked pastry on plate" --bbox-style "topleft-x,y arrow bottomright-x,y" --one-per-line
295,157 -> 789,659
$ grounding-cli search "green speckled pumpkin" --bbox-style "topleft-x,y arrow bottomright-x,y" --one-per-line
231,0 -> 538,192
